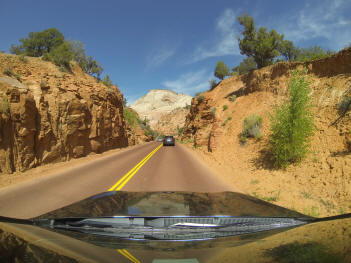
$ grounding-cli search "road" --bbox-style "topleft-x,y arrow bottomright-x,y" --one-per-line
0,142 -> 230,219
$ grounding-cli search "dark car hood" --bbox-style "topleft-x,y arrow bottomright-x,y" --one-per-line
34,191 -> 307,219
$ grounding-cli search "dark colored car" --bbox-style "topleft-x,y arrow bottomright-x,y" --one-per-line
1,191 -> 351,263
163,135 -> 175,146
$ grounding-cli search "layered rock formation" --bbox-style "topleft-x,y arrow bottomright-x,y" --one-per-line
0,54 -> 129,173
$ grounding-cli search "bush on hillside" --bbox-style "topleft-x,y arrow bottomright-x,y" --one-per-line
242,114 -> 263,139
102,74 -> 113,87
269,69 -> 314,168
196,94 -> 204,102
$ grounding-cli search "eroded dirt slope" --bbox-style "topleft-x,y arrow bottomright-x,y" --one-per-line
181,47 -> 351,217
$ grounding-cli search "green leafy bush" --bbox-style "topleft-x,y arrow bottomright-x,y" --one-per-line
178,127 -> 184,136
123,108 -> 138,128
242,114 -> 263,139
223,105 -> 228,111
269,69 -> 314,168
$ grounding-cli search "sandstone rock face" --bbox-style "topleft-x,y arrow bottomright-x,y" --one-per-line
0,54 -> 128,173
130,89 -> 192,128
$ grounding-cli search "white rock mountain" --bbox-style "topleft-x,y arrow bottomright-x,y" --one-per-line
130,89 -> 192,128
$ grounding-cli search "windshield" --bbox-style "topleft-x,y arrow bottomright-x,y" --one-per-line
0,0 -> 350,262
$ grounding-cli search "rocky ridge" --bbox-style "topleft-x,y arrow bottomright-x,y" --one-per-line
0,53 -> 131,173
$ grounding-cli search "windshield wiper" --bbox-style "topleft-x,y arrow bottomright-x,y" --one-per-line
33,216 -> 308,241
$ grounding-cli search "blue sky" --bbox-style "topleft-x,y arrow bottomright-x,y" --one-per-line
1,0 -> 350,104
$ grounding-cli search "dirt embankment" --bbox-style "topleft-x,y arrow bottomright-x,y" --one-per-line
181,47 -> 351,217
0,53 -> 143,173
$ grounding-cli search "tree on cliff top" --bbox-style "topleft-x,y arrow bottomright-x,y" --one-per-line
214,61 -> 230,80
238,14 -> 283,68
10,28 -> 64,57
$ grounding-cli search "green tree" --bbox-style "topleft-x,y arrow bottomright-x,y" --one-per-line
278,40 -> 299,61
10,28 -> 64,57
269,69 -> 314,168
232,57 -> 257,75
68,40 -> 87,69
83,56 -> 103,79
238,14 -> 283,68
214,61 -> 230,80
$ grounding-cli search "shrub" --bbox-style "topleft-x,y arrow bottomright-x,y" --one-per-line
337,96 -> 351,114
3,67 -> 14,76
184,104 -> 190,109
210,107 -> 216,116
209,79 -> 218,90
269,69 -> 314,168
102,74 -> 113,87
19,54 -> 28,63
123,108 -> 138,128
223,105 -> 228,111
178,127 -> 184,136
229,94 -> 237,102
196,95 -> 204,102
242,114 -> 263,139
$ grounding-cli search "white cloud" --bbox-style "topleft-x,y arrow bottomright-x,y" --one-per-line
161,69 -> 211,95
277,0 -> 351,50
145,46 -> 176,70
189,9 -> 240,63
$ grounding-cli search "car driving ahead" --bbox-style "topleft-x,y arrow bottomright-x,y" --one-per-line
163,135 -> 175,146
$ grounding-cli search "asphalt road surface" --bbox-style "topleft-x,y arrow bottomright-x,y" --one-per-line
0,142 -> 230,219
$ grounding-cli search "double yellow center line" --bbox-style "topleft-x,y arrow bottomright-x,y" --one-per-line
108,144 -> 163,191
117,249 -> 140,263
